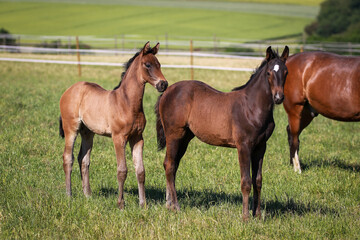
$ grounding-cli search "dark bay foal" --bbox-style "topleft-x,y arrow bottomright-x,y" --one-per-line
155,46 -> 289,220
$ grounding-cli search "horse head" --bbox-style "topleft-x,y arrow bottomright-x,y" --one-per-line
265,46 -> 289,104
139,42 -> 168,92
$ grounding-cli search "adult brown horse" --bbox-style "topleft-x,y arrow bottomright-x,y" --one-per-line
59,42 -> 168,208
284,52 -> 360,173
155,46 -> 289,220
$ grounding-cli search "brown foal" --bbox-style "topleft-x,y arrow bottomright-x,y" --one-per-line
155,46 -> 289,220
59,42 -> 168,208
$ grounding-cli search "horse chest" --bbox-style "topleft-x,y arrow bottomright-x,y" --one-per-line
235,113 -> 275,147
131,115 -> 146,133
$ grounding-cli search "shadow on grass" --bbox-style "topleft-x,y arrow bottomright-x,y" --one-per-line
301,157 -> 360,173
264,196 -> 339,219
98,186 -> 338,218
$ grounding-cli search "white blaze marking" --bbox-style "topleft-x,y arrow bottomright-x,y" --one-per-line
273,64 -> 279,72
293,151 -> 302,174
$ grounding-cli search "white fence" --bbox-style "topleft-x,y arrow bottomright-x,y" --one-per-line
0,56 -> 254,72
1,34 -> 360,56
1,34 -> 359,76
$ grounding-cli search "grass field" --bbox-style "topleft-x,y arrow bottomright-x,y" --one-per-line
0,0 -> 315,41
0,56 -> 359,239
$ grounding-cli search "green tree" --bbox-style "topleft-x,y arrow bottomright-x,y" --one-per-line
0,28 -> 16,45
305,0 -> 360,42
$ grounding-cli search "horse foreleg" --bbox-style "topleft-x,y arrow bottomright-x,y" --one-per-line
237,143 -> 252,221
251,141 -> 266,219
113,134 -> 127,209
78,128 -> 94,197
129,135 -> 146,208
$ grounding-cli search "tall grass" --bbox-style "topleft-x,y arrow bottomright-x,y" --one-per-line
0,60 -> 359,239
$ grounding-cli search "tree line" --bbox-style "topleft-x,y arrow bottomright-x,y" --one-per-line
305,0 -> 360,42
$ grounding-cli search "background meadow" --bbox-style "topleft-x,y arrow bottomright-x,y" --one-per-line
0,0 -> 317,40
1,0 -> 360,239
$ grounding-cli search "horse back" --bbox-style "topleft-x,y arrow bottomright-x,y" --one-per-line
159,80 -> 262,147
60,81 -> 134,136
284,52 -> 360,120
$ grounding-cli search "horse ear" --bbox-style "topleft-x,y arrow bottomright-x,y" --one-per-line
152,42 -> 160,55
281,46 -> 289,62
142,41 -> 151,55
265,46 -> 273,62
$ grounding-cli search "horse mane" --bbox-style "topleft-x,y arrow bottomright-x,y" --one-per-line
113,46 -> 155,90
232,48 -> 279,92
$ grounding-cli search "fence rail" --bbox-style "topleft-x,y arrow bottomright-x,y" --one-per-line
1,34 -> 359,77
0,57 -> 254,72
1,34 -> 360,56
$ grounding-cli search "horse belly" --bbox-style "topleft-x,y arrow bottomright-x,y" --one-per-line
299,54 -> 360,121
80,109 -> 112,136
79,93 -> 113,136
306,72 -> 360,121
188,109 -> 235,147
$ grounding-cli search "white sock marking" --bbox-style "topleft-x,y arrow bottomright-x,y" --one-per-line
293,150 -> 302,174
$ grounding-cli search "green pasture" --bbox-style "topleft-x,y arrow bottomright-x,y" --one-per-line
0,0 -> 316,41
0,58 -> 359,239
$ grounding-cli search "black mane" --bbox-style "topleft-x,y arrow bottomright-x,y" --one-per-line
232,49 -> 279,92
113,46 -> 155,90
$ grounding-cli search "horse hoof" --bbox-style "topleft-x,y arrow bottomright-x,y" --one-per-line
84,190 -> 92,198
118,200 -> 125,210
139,201 -> 147,209
294,165 -> 302,174
242,215 -> 250,222
166,203 -> 180,212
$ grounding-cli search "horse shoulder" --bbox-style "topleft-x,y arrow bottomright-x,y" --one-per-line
284,54 -> 312,110
109,91 -> 146,136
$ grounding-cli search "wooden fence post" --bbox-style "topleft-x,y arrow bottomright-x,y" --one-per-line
114,35 -> 118,56
190,39 -> 194,80
214,34 -> 217,53
165,33 -> 168,52
76,36 -> 81,77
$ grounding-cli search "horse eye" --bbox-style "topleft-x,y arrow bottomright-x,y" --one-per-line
267,71 -> 271,76
145,63 -> 151,68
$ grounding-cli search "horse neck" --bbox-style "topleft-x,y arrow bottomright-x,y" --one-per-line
245,66 -> 274,112
115,58 -> 145,112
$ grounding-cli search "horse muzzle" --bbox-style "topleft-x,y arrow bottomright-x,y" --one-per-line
156,80 -> 168,92
273,92 -> 284,104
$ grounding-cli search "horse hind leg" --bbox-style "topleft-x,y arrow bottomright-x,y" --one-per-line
62,119 -> 80,196
78,124 -> 95,197
164,130 -> 194,210
287,104 -> 314,173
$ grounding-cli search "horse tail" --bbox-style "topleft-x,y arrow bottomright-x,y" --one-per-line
155,94 -> 166,150
59,115 -> 65,138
